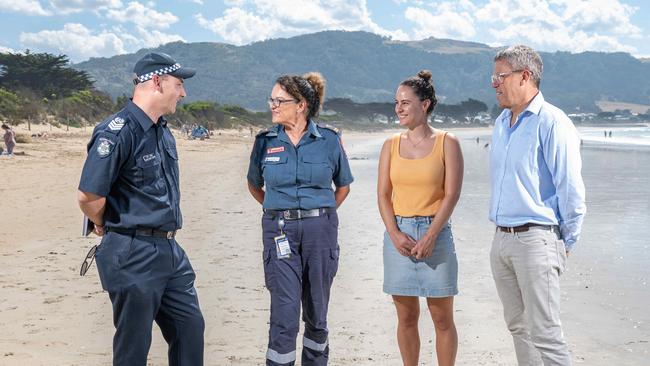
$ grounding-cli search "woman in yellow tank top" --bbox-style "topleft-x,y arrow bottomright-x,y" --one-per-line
377,70 -> 464,366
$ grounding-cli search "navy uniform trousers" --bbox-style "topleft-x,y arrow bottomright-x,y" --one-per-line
95,231 -> 205,366
262,212 -> 340,366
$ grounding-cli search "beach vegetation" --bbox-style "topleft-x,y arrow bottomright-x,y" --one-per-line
0,87 -> 21,124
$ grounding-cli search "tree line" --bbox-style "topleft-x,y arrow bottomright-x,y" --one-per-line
1,51 -> 495,132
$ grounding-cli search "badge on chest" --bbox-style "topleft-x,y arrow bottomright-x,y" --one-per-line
267,146 -> 285,154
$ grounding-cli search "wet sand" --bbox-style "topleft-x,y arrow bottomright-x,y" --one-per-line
0,125 -> 647,365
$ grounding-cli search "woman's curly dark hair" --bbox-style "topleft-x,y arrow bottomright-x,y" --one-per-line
275,72 -> 326,120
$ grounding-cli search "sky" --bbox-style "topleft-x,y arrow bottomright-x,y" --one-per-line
0,0 -> 649,63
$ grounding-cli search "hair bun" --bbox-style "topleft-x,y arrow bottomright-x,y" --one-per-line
417,70 -> 432,83
302,72 -> 326,109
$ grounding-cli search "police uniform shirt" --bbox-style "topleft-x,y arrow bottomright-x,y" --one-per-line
78,100 -> 182,231
247,120 -> 354,210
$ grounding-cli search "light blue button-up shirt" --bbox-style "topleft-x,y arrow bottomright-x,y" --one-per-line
489,92 -> 586,249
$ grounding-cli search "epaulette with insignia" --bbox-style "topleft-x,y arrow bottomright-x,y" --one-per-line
318,123 -> 341,135
107,116 -> 126,132
256,126 -> 278,137
99,114 -> 129,135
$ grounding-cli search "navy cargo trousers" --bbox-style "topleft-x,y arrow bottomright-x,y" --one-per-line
95,231 -> 205,366
261,211 -> 340,366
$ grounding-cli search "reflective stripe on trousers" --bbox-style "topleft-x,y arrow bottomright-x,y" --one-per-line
262,212 -> 339,366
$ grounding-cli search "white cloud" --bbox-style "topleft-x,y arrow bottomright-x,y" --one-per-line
191,0 -> 203,4
134,26 -> 185,48
491,22 -> 636,53
0,0 -> 50,15
20,23 -> 126,61
558,0 -> 641,36
404,4 -> 476,40
48,0 -> 122,14
197,0 -> 408,45
0,45 -> 15,53
195,8 -> 282,45
474,0 -> 640,53
104,1 -> 179,29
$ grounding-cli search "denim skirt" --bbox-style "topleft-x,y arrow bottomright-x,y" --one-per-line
383,216 -> 458,297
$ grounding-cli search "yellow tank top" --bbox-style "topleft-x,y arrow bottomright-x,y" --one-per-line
389,131 -> 447,217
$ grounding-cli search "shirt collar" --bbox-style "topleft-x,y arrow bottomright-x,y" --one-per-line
524,91 -> 544,116
276,120 -> 322,142
126,99 -> 164,132
307,119 -> 322,138
499,91 -> 545,126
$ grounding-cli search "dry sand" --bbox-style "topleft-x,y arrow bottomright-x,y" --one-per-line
0,124 -> 647,365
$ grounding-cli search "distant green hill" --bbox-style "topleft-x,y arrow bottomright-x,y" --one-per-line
74,30 -> 650,113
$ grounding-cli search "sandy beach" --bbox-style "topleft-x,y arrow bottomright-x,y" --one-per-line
0,124 -> 648,365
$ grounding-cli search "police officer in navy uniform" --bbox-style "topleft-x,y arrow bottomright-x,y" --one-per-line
247,72 -> 353,366
77,52 -> 204,365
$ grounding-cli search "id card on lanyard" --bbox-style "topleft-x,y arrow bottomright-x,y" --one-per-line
274,217 -> 291,259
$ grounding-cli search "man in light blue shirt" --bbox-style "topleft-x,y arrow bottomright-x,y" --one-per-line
489,45 -> 586,366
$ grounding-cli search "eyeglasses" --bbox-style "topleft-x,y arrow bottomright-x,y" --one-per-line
491,70 -> 524,85
79,245 -> 98,276
268,97 -> 299,108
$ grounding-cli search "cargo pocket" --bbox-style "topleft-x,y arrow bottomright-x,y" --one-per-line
328,246 -> 340,281
263,248 -> 275,291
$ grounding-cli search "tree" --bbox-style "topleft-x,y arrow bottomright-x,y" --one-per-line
0,51 -> 93,98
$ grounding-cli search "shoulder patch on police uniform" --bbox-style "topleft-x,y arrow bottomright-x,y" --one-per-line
96,137 -> 115,157
318,123 -> 341,135
108,116 -> 125,131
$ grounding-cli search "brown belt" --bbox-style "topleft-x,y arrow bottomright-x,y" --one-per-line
497,223 -> 556,233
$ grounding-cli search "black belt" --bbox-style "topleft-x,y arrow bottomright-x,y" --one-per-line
497,223 -> 557,233
264,208 -> 336,220
107,227 -> 177,239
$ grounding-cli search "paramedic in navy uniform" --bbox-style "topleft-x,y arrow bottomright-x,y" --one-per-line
247,72 -> 354,366
77,52 -> 204,366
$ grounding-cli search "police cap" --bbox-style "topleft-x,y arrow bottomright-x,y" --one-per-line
133,52 -> 196,85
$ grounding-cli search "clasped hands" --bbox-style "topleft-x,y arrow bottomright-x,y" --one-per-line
390,231 -> 436,259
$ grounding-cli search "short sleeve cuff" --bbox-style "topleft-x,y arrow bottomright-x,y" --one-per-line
334,176 -> 354,187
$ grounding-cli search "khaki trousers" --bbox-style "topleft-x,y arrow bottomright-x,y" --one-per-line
490,227 -> 571,366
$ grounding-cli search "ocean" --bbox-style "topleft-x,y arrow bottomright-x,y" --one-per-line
579,125 -> 650,146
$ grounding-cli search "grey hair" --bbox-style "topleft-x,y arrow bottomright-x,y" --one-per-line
494,45 -> 543,88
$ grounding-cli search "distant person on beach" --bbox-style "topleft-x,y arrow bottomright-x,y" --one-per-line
2,124 -> 16,155
604,130 -> 607,138
489,45 -> 586,365
77,52 -> 205,365
247,72 -> 353,365
377,70 -> 463,366
609,130 -> 612,138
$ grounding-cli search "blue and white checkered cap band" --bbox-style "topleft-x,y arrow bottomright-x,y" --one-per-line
136,63 -> 181,83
